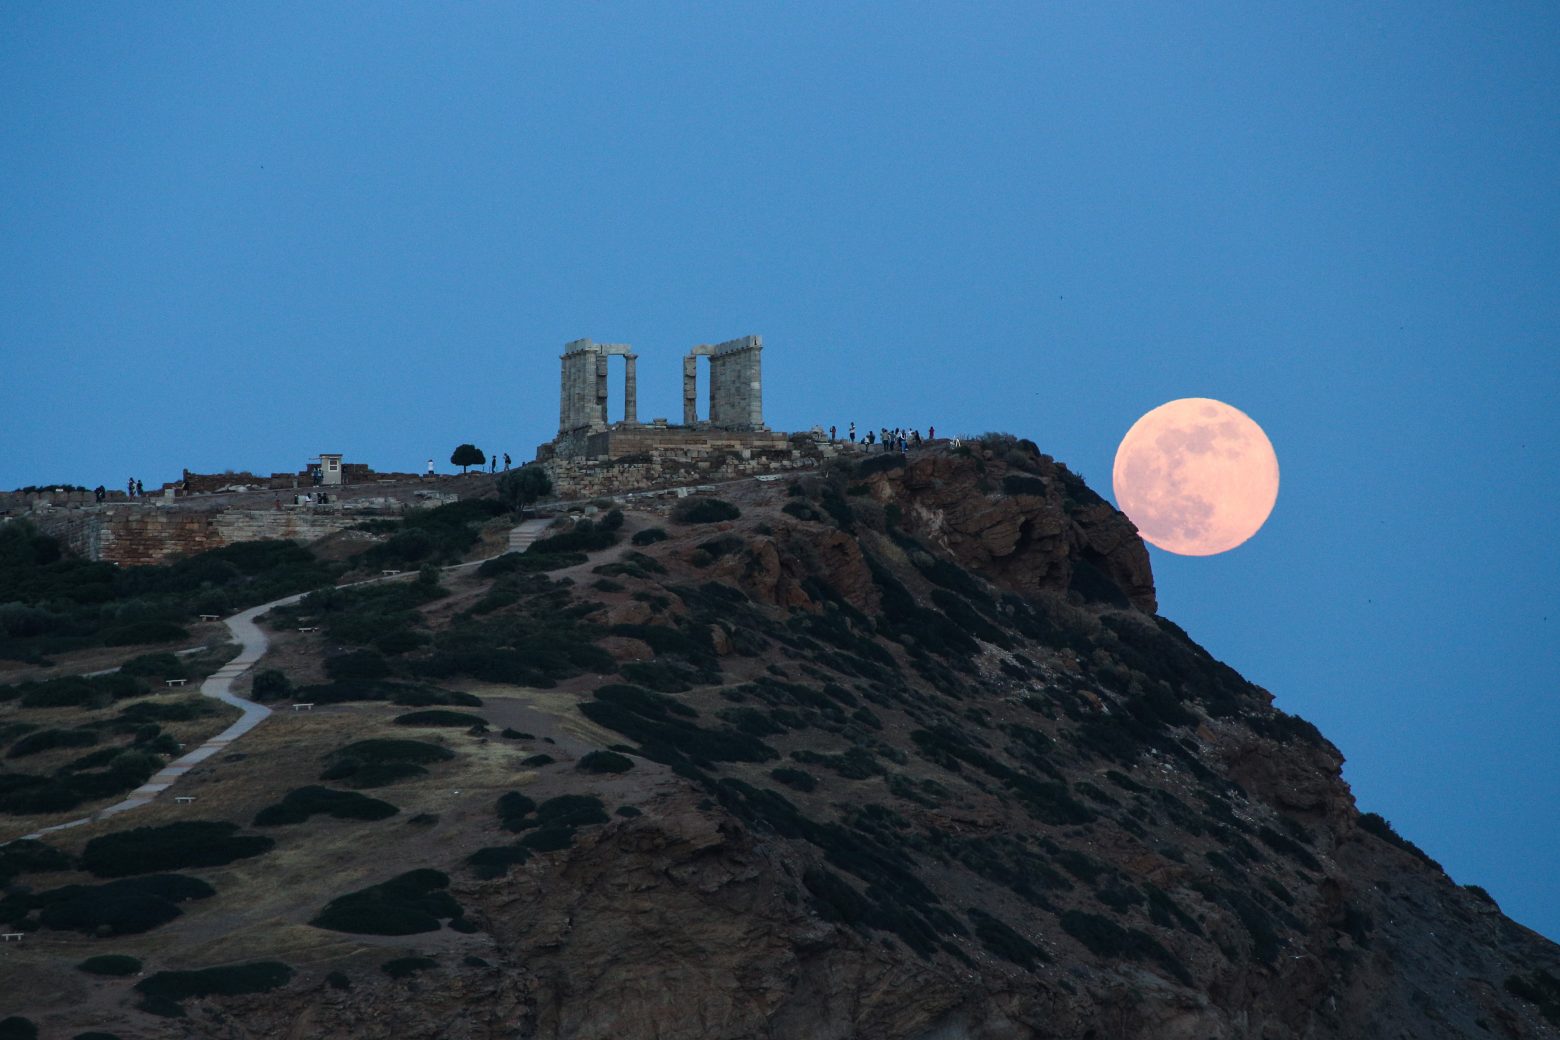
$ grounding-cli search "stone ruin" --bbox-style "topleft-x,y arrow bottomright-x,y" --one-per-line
543,334 -> 783,461
536,333 -> 857,499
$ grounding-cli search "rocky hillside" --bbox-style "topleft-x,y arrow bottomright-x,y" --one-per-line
2,436 -> 1556,1040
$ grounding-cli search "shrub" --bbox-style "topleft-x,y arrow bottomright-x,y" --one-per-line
311,868 -> 462,935
467,845 -> 531,879
671,498 -> 740,524
1001,474 -> 1048,497
81,822 -> 275,878
577,750 -> 633,774
631,527 -> 668,546
1505,969 -> 1560,1028
0,839 -> 71,882
325,650 -> 391,681
326,739 -> 455,766
1357,812 -> 1440,870
856,454 -> 906,477
530,522 -> 618,555
393,709 -> 486,729
120,653 -> 187,680
78,954 -> 143,976
35,874 -> 214,935
135,961 -> 293,1002
102,621 -> 189,647
250,669 -> 293,702
7,727 -> 98,759
599,509 -> 624,531
382,956 -> 437,979
253,786 -> 398,826
0,1019 -> 36,1040
72,1033 -> 123,1040
967,907 -> 1048,969
770,767 -> 817,792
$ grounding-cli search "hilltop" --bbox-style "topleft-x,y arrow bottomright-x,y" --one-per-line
0,436 -> 1556,1039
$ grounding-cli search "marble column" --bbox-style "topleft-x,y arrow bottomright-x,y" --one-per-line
624,353 -> 638,424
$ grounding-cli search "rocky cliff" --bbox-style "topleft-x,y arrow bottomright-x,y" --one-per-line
3,437 -> 1556,1040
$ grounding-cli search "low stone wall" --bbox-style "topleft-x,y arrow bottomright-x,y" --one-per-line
543,436 -> 863,500
33,507 -> 368,567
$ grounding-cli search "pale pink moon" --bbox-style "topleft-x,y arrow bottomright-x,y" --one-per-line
1111,398 -> 1279,556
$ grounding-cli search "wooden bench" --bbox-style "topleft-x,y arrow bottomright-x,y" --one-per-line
296,626 -> 318,633
381,569 -> 401,577
175,796 -> 196,804
1,933 -> 22,942
292,703 -> 314,712
198,613 -> 221,621
165,678 -> 187,687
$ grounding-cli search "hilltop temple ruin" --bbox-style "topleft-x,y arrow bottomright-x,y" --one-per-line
542,334 -> 789,461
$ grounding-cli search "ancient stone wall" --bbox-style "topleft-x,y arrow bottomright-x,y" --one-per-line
542,435 -> 860,501
33,507 -> 365,567
707,335 -> 764,429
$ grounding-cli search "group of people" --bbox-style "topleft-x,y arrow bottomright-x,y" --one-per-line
125,477 -> 145,497
830,423 -> 938,455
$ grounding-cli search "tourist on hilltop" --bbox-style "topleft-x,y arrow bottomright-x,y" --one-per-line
848,422 -> 856,443
490,454 -> 497,474
865,430 -> 875,447
135,479 -> 143,496
93,485 -> 105,503
829,425 -> 837,442
126,477 -> 134,497
912,429 -> 921,446
425,459 -> 434,479
504,452 -> 512,471
929,425 -> 935,441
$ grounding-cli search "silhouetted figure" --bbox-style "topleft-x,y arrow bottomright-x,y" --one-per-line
865,431 -> 875,446
503,453 -> 512,471
426,459 -> 434,479
830,425 -> 837,442
928,425 -> 935,441
134,479 -> 143,496
849,422 -> 856,443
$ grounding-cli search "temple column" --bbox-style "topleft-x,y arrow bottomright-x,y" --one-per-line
624,353 -> 638,424
683,354 -> 698,425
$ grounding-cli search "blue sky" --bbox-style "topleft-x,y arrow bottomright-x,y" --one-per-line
2,3 -> 1556,940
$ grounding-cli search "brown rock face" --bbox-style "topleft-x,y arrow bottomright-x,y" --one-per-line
862,446 -> 1157,612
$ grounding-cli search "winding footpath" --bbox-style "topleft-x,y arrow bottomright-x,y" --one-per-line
13,594 -> 305,842
7,518 -> 554,844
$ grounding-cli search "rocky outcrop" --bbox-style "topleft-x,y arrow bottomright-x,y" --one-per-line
858,444 -> 1157,612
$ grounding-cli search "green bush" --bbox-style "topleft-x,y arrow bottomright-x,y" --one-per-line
393,710 -> 486,729
72,1033 -> 123,1040
103,621 -> 189,647
78,954 -> 143,976
250,669 -> 293,702
382,956 -> 437,979
1357,812 -> 1440,870
671,498 -> 740,524
135,961 -> 293,1002
0,1019 -> 36,1040
856,454 -> 906,477
1001,474 -> 1047,496
577,750 -> 634,774
770,767 -> 817,792
33,874 -> 214,935
325,650 -> 391,681
520,753 -> 555,767
631,527 -> 668,546
326,739 -> 455,766
120,652 -> 187,680
0,839 -> 71,882
253,786 -> 398,826
311,868 -> 462,936
530,520 -> 618,555
967,907 -> 1048,968
466,845 -> 531,879
81,822 -> 275,878
7,727 -> 98,759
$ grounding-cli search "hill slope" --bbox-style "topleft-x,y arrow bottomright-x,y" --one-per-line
2,437 -> 1556,1039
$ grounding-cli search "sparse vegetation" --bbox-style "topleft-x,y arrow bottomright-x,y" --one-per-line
577,749 -> 634,773
253,786 -> 398,826
311,869 -> 464,935
81,822 -> 274,878
77,954 -> 143,976
671,498 -> 740,524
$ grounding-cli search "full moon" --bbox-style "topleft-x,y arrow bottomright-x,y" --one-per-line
1111,398 -> 1279,556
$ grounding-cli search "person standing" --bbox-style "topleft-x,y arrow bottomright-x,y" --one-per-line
848,422 -> 856,443
829,425 -> 837,443
426,459 -> 435,479
135,479 -> 143,496
503,452 -> 512,471
490,454 -> 496,474
928,425 -> 935,441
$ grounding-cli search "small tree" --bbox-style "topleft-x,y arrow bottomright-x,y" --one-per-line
450,444 -> 485,474
497,465 -> 553,516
